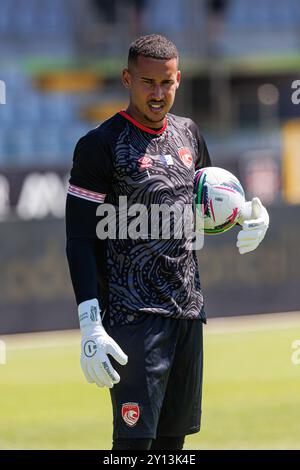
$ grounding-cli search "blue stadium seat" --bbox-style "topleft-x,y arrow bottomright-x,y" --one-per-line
14,0 -> 36,36
0,129 -> 7,164
13,93 -> 40,124
34,126 -> 63,163
6,127 -> 35,164
0,0 -> 11,34
225,0 -> 248,28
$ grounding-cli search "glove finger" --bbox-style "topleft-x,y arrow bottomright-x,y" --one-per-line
238,245 -> 257,254
239,247 -> 253,255
251,197 -> 263,219
237,200 -> 252,224
239,244 -> 258,254
93,362 -> 113,388
239,227 -> 267,242
100,356 -> 121,384
80,357 -> 94,383
237,236 -> 258,245
242,217 -> 265,231
237,237 -> 258,247
90,361 -> 107,388
237,231 -> 260,242
87,362 -> 101,385
237,238 -> 259,248
107,340 -> 128,366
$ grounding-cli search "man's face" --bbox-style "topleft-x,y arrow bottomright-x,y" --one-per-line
122,55 -> 181,128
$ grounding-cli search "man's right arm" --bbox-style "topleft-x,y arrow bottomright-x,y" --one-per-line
66,194 -> 101,305
66,131 -> 127,388
66,131 -> 112,305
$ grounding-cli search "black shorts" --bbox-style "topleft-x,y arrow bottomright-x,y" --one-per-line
103,313 -> 204,440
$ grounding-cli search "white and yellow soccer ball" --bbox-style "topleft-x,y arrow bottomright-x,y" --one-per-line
194,167 -> 245,234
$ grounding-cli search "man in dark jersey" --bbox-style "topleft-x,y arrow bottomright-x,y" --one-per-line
66,35 -> 269,450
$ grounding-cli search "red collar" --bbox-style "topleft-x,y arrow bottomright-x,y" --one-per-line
119,110 -> 167,135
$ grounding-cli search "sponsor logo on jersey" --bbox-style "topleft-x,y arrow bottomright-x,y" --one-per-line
138,155 -> 153,170
178,147 -> 193,168
121,403 -> 140,427
160,154 -> 174,166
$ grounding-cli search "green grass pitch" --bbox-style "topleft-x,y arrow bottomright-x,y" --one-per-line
1,314 -> 300,450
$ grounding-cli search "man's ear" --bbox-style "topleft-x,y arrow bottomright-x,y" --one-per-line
122,68 -> 131,89
176,70 -> 181,89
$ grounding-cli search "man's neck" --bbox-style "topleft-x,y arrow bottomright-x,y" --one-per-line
125,105 -> 165,130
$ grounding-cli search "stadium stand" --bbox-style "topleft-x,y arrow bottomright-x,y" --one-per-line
0,0 -> 299,165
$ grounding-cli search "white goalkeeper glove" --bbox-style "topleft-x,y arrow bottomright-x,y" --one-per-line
78,299 -> 128,388
236,197 -> 269,255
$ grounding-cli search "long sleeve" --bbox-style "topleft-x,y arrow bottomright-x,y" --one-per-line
65,129 -> 114,307
66,194 -> 100,305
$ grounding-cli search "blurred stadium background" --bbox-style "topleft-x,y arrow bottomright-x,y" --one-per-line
0,0 -> 300,450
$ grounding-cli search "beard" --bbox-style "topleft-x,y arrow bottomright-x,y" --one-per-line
142,111 -> 167,124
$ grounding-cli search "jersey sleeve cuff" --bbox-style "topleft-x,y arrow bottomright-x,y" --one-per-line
68,184 -> 106,203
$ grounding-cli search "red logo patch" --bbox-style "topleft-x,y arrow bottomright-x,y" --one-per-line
138,155 -> 153,170
121,403 -> 140,427
178,147 -> 193,168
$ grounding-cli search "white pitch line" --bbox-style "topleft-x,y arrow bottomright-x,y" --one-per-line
0,312 -> 299,350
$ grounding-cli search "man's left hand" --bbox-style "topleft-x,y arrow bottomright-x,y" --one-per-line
236,197 -> 269,255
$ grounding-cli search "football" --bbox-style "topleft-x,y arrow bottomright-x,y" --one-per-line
194,167 -> 246,234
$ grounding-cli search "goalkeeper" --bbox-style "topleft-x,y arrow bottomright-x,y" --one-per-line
65,34 -> 269,450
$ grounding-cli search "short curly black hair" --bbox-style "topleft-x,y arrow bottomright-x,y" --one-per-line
128,34 -> 179,66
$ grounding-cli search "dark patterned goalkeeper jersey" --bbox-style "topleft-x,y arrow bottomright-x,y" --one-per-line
67,111 -> 211,326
